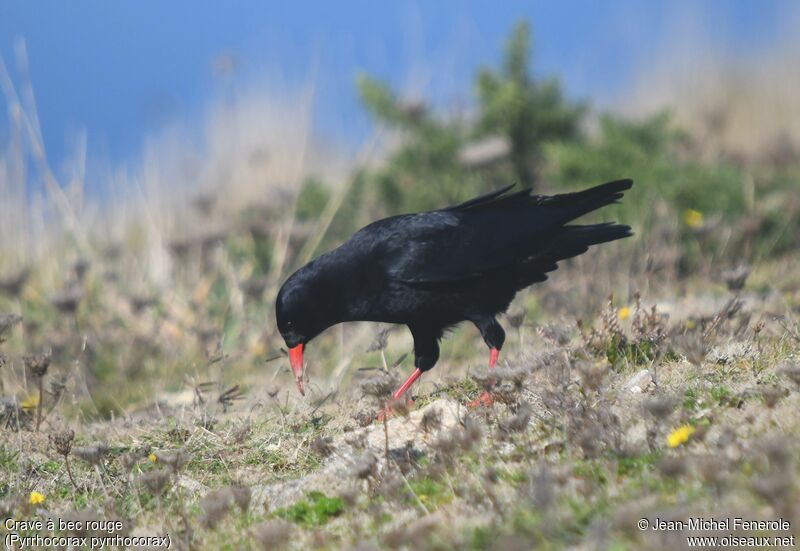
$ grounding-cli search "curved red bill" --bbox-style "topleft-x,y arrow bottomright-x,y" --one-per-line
288,344 -> 305,395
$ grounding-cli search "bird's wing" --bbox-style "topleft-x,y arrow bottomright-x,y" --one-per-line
443,183 -> 516,210
379,180 -> 632,284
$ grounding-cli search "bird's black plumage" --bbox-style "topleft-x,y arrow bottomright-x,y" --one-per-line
276,179 -> 632,394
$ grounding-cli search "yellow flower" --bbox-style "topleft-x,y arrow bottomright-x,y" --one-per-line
20,395 -> 39,410
666,424 -> 695,448
683,208 -> 704,229
148,453 -> 157,463
28,491 -> 45,505
618,307 -> 631,321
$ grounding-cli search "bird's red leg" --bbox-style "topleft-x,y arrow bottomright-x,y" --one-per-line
489,347 -> 499,368
392,367 -> 422,400
467,348 -> 499,408
376,368 -> 421,421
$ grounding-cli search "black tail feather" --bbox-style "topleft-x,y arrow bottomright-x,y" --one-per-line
514,222 -> 632,290
539,179 -> 633,222
549,222 -> 633,260
449,179 -> 633,222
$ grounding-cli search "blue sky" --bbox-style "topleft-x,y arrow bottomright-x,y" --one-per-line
0,0 -> 793,179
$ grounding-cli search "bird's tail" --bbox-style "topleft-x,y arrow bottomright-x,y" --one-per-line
546,222 -> 632,261
539,179 -> 633,222
513,222 -> 632,290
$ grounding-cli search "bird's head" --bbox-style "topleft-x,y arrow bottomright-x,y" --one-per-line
275,271 -> 331,396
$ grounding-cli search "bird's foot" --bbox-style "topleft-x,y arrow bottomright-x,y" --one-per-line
466,347 -> 499,408
466,390 -> 494,409
376,398 -> 414,422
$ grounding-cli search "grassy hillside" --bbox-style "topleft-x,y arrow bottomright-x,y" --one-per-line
1,20 -> 799,550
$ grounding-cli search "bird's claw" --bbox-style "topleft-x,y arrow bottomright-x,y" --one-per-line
466,390 -> 494,409
376,398 -> 414,421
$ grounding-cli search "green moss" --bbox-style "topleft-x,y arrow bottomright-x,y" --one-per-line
407,476 -> 453,509
273,491 -> 344,527
37,459 -> 62,475
616,451 -> 660,477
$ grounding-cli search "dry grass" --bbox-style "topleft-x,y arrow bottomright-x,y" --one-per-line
1,222 -> 798,549
619,14 -> 800,166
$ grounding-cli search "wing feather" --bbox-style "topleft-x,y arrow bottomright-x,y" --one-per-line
378,180 -> 632,284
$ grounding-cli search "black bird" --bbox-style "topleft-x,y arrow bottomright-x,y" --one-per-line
276,179 -> 632,404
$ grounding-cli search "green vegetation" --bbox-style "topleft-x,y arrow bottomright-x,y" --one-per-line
273,491 -> 345,527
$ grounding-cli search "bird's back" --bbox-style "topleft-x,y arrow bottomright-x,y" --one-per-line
364,179 -> 632,286
312,180 -> 631,325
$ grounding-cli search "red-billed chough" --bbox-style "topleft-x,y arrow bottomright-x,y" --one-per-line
276,179 -> 632,404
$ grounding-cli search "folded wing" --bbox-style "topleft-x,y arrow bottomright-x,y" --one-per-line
382,179 -> 633,284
